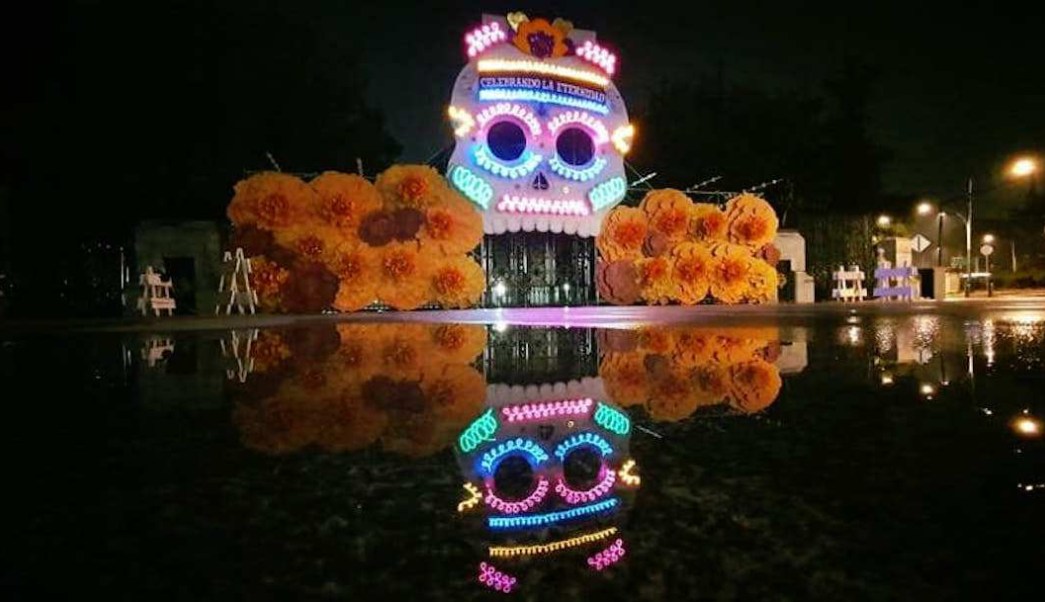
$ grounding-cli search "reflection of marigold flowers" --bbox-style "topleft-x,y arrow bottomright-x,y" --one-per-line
690,203 -> 728,241
430,256 -> 485,309
379,332 -> 424,379
637,327 -> 673,355
377,243 -> 429,310
673,330 -> 715,367
316,394 -> 388,453
327,243 -> 377,311
431,324 -> 487,364
512,17 -> 570,58
725,194 -> 778,248
647,370 -> 700,421
637,256 -> 675,304
726,359 -> 782,413
600,353 -> 649,407
250,255 -> 289,312
376,165 -> 446,209
309,171 -> 381,231
640,189 -> 692,242
420,364 -> 487,422
228,172 -> 312,230
421,202 -> 484,255
671,242 -> 712,305
597,207 -> 648,261
252,331 -> 291,373
710,246 -> 753,304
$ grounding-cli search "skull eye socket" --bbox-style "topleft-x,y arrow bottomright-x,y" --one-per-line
487,120 -> 527,162
492,454 -> 536,500
562,446 -> 602,489
555,127 -> 595,166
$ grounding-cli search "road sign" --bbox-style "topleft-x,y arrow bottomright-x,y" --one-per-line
911,233 -> 932,253
980,243 -> 994,256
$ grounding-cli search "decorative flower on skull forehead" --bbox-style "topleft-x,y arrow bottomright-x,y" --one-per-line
510,14 -> 573,59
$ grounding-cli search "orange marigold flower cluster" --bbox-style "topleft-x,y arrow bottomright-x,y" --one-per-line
597,326 -> 784,421
596,189 -> 780,306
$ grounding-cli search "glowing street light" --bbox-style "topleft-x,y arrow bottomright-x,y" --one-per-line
982,233 -> 995,244
1010,157 -> 1038,178
917,202 -> 934,216
876,214 -> 892,228
1012,416 -> 1041,437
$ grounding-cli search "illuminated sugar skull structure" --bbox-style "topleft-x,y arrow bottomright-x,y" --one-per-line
446,14 -> 634,306
455,380 -> 640,593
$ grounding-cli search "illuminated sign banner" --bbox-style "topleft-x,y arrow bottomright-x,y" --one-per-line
477,76 -> 607,106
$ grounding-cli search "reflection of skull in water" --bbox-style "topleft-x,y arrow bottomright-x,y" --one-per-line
446,14 -> 633,238
455,380 -> 640,593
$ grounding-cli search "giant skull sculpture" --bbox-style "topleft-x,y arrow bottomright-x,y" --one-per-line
446,13 -> 634,237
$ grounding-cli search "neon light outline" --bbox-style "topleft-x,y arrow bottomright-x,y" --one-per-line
488,527 -> 619,558
448,164 -> 494,209
473,145 -> 543,179
587,539 -> 626,571
457,482 -> 482,512
594,402 -> 631,435
447,105 -> 475,137
497,195 -> 591,217
479,437 -> 550,474
478,562 -> 517,593
618,458 -> 641,487
554,432 -> 614,460
548,155 -> 607,182
576,40 -> 617,76
485,476 -> 549,514
548,110 -> 610,145
477,58 -> 610,87
501,398 -> 594,423
612,124 -> 635,154
478,88 -> 610,115
459,408 -> 497,452
588,177 -> 627,211
555,469 -> 616,504
476,102 -> 542,136
465,22 -> 507,58
488,497 -> 620,529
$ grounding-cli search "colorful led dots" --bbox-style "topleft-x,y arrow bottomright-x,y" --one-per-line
588,177 -> 627,211
555,470 -> 616,504
496,195 -> 591,217
457,482 -> 483,513
554,432 -> 614,460
474,146 -> 543,179
447,105 -> 475,137
478,88 -> 610,115
587,539 -> 626,571
488,527 -> 619,558
485,476 -> 549,514
618,458 -> 641,487
576,40 -> 618,76
549,156 -> 608,183
548,111 -> 610,144
501,398 -> 594,423
488,497 -> 620,529
479,437 -> 549,474
478,562 -> 517,593
448,164 -> 494,209
611,124 -> 635,154
459,408 -> 498,452
476,102 -> 542,136
477,58 -> 610,88
594,402 -> 631,435
465,22 -> 507,58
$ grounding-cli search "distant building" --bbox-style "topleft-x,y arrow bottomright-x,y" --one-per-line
134,220 -> 223,315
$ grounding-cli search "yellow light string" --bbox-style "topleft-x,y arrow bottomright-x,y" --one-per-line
618,459 -> 641,486
457,483 -> 482,512
477,59 -> 610,88
488,527 -> 619,558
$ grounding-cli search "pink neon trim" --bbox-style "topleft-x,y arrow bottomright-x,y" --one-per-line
576,41 -> 617,76
485,476 -> 550,514
479,562 -> 518,593
497,195 -> 591,217
587,539 -> 625,571
465,23 -> 507,58
555,469 -> 616,504
501,398 -> 594,422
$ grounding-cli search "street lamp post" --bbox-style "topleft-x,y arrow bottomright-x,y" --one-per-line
965,178 -> 973,297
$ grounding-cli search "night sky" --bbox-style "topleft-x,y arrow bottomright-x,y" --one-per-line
6,1 -> 1044,202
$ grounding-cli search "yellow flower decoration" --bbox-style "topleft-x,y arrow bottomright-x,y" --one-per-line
512,18 -> 570,59
597,207 -> 648,261
376,164 -> 448,209
636,256 -> 675,305
309,171 -> 382,232
420,194 -> 484,255
670,242 -> 712,305
377,242 -> 430,310
228,172 -> 313,231
249,255 -> 289,313
710,245 -> 753,304
689,203 -> 728,242
430,256 -> 486,309
326,242 -> 378,311
726,359 -> 782,413
725,193 -> 778,249
639,189 -> 692,242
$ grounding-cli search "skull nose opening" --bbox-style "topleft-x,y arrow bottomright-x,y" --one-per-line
531,172 -> 549,190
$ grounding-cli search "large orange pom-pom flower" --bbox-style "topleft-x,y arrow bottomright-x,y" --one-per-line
689,203 -> 728,241
726,359 -> 782,413
639,189 -> 692,242
328,243 -> 378,311
636,256 -> 675,304
377,242 -> 430,310
670,242 -> 712,305
725,193 -> 778,248
430,256 -> 485,309
273,227 -> 334,264
376,165 -> 447,209
249,255 -> 289,312
597,207 -> 648,261
309,171 -> 382,232
746,259 -> 779,304
421,198 -> 484,255
710,245 -> 753,304
228,172 -> 312,231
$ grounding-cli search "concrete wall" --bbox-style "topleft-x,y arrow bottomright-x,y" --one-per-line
135,220 -> 223,315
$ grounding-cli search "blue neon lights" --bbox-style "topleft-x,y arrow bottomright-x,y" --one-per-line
554,432 -> 614,461
594,402 -> 631,435
548,155 -> 607,182
480,437 -> 550,474
448,164 -> 494,209
478,88 -> 610,115
473,145 -> 543,179
459,409 -> 497,452
488,498 -> 620,529
588,177 -> 627,211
